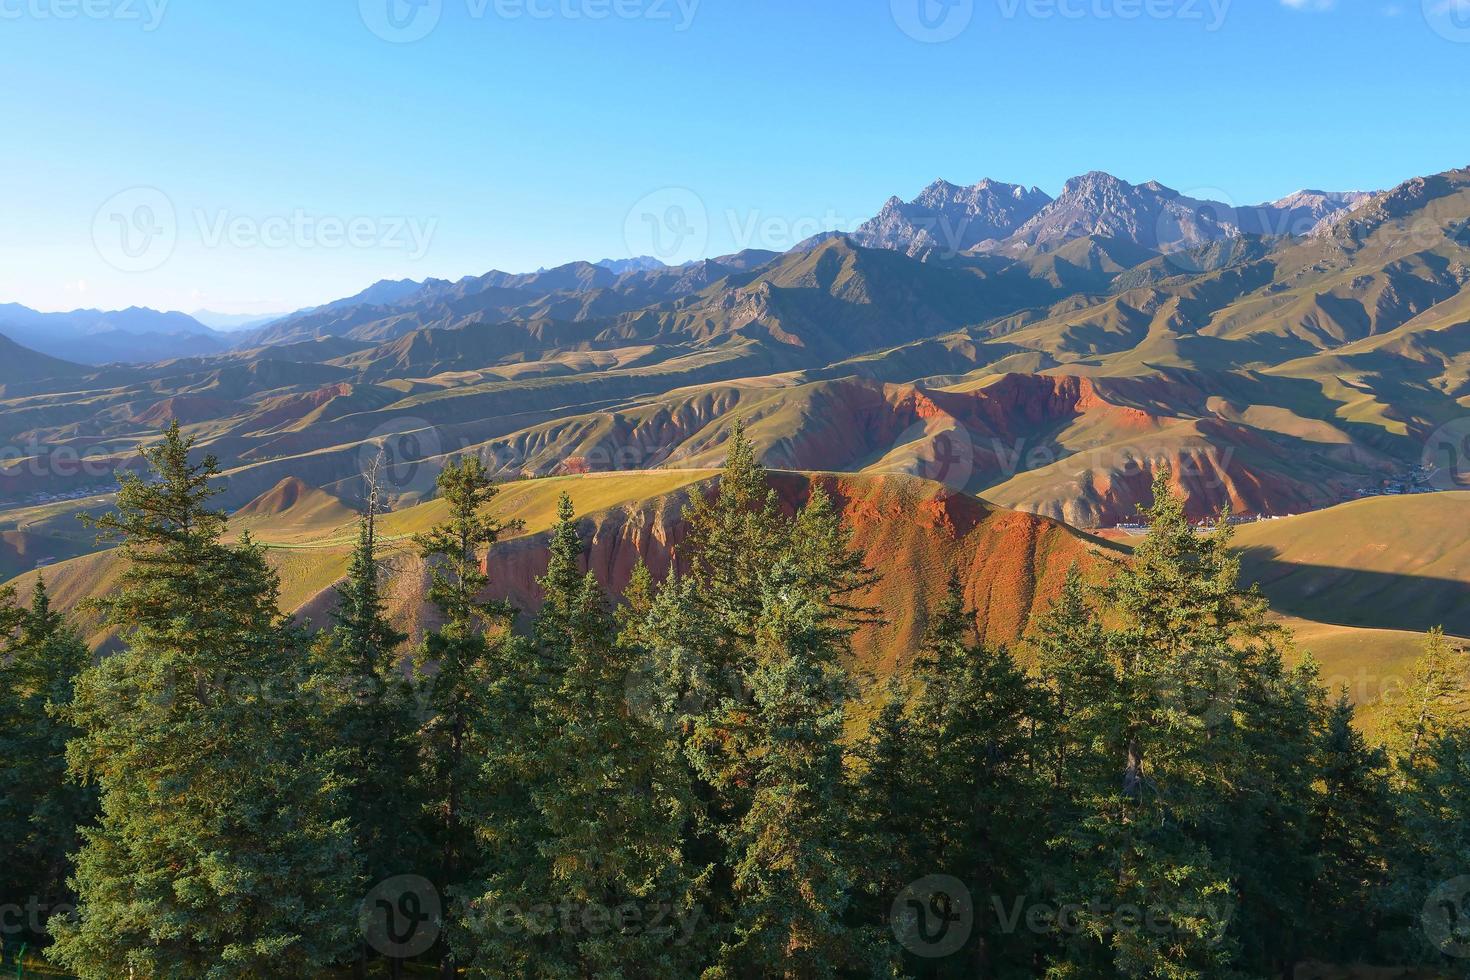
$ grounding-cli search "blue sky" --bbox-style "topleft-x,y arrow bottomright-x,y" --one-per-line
2,0 -> 1467,316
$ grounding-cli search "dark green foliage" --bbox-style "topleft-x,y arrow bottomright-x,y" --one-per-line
901,578 -> 1040,978
410,455 -> 523,976
1302,693 -> 1395,962
699,562 -> 865,978
48,422 -> 358,979
12,426 -> 1470,978
304,497 -> 420,975
464,494 -> 705,978
0,578 -> 95,949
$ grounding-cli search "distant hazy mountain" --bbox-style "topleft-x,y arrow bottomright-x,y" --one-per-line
849,178 -> 1053,257
191,310 -> 291,332
240,251 -> 785,348
594,256 -> 668,274
0,331 -> 85,384
0,304 -> 227,364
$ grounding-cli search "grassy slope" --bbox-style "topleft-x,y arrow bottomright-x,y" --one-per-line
1234,492 -> 1470,636
6,470 -> 1108,675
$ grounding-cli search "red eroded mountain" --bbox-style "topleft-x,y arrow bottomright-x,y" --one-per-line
474,472 -> 1114,670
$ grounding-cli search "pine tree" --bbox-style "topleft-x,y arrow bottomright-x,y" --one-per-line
904,577 -> 1039,977
786,481 -> 881,636
410,455 -> 522,978
679,419 -> 792,651
1216,642 -> 1325,976
1384,627 -> 1469,774
305,492 -> 419,977
1381,630 -> 1470,971
49,421 -> 358,979
849,679 -> 923,952
1039,470 -> 1241,977
1300,692 -> 1394,963
1029,565 -> 1109,797
0,579 -> 95,950
1386,726 -> 1470,972
701,562 -> 864,978
467,494 -> 705,977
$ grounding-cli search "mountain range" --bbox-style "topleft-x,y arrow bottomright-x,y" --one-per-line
0,170 -> 1375,370
3,162 -> 1469,721
0,304 -> 229,365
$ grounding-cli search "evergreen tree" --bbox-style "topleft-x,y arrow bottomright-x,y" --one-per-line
905,578 -> 1039,978
1301,693 -> 1394,963
0,579 -> 95,950
1216,641 -> 1324,976
848,678 -> 924,958
1038,471 -> 1241,977
1381,630 -> 1470,971
1384,627 -> 1469,774
49,422 -> 358,979
467,494 -> 705,977
411,454 -> 522,978
1386,727 -> 1470,973
786,482 -> 881,636
700,562 -> 865,978
678,419 -> 792,655
304,492 -> 419,977
1029,564 -> 1109,797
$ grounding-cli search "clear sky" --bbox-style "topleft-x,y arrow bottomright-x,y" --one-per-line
2,0 -> 1467,316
